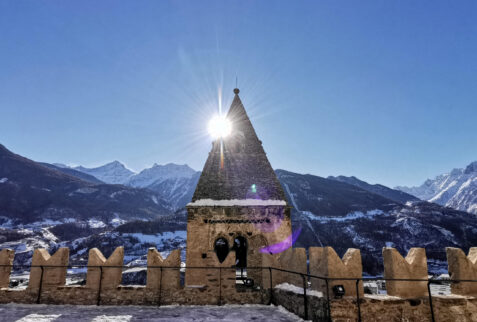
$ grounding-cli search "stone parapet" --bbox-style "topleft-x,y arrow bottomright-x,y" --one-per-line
447,247 -> 477,296
310,247 -> 363,297
273,288 -> 477,322
383,247 -> 428,298
2,245 -> 477,309
0,249 -> 14,288
260,247 -> 306,288
29,248 -> 69,290
86,247 -> 124,290
147,248 -> 181,290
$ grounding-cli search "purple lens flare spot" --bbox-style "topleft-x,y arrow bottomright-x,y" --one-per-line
259,227 -> 302,254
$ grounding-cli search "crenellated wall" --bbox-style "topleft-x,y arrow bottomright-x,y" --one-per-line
1,245 -> 477,321
0,249 -> 14,289
86,247 -> 124,290
383,247 -> 429,298
261,247 -> 307,288
446,247 -> 477,297
147,248 -> 181,290
310,247 -> 363,297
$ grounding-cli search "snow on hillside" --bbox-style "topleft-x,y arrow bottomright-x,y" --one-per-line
396,161 -> 477,214
127,163 -> 197,188
72,162 -> 200,210
74,161 -> 135,184
146,173 -> 200,210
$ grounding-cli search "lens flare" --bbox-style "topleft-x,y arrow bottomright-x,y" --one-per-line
208,115 -> 232,139
259,228 -> 302,254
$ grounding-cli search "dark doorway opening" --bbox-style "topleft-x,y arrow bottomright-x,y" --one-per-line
232,236 -> 249,285
214,237 -> 229,263
232,236 -> 247,268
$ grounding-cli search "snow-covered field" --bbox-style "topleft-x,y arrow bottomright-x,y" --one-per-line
0,304 -> 303,321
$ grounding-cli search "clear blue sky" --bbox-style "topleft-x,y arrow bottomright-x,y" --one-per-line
0,1 -> 476,187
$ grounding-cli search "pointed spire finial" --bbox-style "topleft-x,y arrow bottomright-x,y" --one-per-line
233,88 -> 240,94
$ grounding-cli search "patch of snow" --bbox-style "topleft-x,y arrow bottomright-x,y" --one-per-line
74,187 -> 98,194
275,282 -> 323,297
127,163 -> 196,188
0,217 -> 14,228
41,228 -> 58,243
123,267 -> 147,274
88,219 -> 106,228
187,199 -> 287,206
0,304 -> 304,322
75,248 -> 88,255
312,209 -> 386,222
110,214 -> 126,227
124,231 -> 187,245
25,218 -> 76,228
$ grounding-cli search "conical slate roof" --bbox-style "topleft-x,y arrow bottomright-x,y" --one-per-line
190,89 -> 287,205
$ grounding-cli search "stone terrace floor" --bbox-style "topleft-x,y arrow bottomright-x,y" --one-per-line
0,304 -> 303,321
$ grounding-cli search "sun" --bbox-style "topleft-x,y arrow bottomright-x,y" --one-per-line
208,115 -> 232,139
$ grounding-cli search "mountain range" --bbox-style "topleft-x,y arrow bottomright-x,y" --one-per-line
70,161 -> 200,210
396,161 -> 477,215
1,143 -> 476,276
277,169 -> 477,275
0,144 -> 171,225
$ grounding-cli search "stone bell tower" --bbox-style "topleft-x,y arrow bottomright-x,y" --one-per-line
185,88 -> 292,285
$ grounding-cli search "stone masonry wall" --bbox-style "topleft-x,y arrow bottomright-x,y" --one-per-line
1,245 -> 477,321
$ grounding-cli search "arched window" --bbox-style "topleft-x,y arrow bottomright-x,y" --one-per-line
214,237 -> 229,263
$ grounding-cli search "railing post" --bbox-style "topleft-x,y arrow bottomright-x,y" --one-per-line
301,274 -> 308,321
36,265 -> 44,304
269,267 -> 273,305
218,267 -> 222,306
96,266 -> 103,306
325,278 -> 331,322
158,267 -> 163,306
356,279 -> 362,322
427,280 -> 435,322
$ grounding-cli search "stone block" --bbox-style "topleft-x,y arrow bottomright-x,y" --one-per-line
29,248 -> 69,290
261,252 -> 280,288
0,249 -> 14,288
146,248 -> 181,290
278,248 -> 307,287
383,247 -> 428,298
260,248 -> 306,288
446,247 -> 477,296
205,250 -> 236,290
310,247 -> 363,297
86,247 -> 123,290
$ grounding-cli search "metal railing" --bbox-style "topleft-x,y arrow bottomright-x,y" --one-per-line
2,264 -> 477,321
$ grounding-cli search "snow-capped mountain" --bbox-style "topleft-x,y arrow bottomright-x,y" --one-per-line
146,172 -> 201,210
40,163 -> 103,184
0,144 -> 172,224
74,161 -> 135,184
127,163 -> 197,188
73,161 -> 200,210
396,161 -> 477,215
